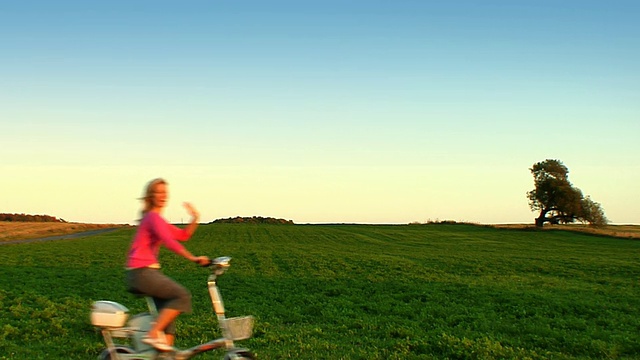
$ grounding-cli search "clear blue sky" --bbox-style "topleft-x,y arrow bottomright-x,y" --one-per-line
2,1 -> 638,225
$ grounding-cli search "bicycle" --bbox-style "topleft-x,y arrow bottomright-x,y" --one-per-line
91,256 -> 255,360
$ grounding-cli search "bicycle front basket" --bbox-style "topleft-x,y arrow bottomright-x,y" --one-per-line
225,316 -> 254,341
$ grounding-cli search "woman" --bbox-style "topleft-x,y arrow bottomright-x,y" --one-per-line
126,178 -> 209,351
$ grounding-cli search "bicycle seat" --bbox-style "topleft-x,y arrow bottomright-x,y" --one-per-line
127,287 -> 147,297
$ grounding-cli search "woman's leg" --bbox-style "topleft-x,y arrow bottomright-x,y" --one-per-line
127,268 -> 192,347
165,334 -> 175,346
149,308 -> 180,342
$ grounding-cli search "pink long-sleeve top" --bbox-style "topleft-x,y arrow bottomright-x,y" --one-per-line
126,211 -> 191,269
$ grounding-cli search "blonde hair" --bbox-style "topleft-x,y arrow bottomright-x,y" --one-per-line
140,178 -> 167,217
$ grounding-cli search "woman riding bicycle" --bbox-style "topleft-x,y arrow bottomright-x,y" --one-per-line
125,178 -> 209,351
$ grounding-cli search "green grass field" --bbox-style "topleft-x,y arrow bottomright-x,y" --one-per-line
1,224 -> 638,359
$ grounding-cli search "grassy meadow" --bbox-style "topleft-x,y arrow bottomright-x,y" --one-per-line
0,224 -> 638,359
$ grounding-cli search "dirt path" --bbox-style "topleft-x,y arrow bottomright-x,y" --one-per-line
0,227 -> 124,245
492,224 -> 640,239
0,222 -> 131,244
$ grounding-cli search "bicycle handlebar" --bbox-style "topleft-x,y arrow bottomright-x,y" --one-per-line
202,256 -> 232,268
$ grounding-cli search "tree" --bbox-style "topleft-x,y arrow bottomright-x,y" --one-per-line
527,159 -> 608,227
579,196 -> 608,227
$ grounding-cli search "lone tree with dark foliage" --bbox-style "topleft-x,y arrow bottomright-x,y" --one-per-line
527,159 -> 608,228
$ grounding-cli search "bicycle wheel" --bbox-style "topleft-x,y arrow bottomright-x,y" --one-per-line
97,346 -> 136,360
223,348 -> 255,360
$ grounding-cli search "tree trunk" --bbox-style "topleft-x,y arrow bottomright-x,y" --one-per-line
535,210 -> 547,227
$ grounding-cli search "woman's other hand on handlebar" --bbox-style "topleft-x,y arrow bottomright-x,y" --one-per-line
194,256 -> 210,266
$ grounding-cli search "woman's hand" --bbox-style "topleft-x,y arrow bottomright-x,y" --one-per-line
183,202 -> 200,220
182,202 -> 200,237
193,255 -> 210,266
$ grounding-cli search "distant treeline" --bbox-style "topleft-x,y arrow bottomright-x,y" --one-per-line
0,213 -> 66,222
210,216 -> 294,225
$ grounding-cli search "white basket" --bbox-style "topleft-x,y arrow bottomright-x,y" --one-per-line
225,316 -> 254,340
91,301 -> 129,328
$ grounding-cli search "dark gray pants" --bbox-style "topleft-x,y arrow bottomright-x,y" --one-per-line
126,267 -> 192,335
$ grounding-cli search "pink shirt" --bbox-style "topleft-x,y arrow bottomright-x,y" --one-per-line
126,211 -> 191,269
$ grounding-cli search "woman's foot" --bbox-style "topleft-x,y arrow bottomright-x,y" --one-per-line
142,334 -> 173,352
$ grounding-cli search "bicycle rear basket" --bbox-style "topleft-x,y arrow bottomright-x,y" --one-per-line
225,316 -> 254,340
